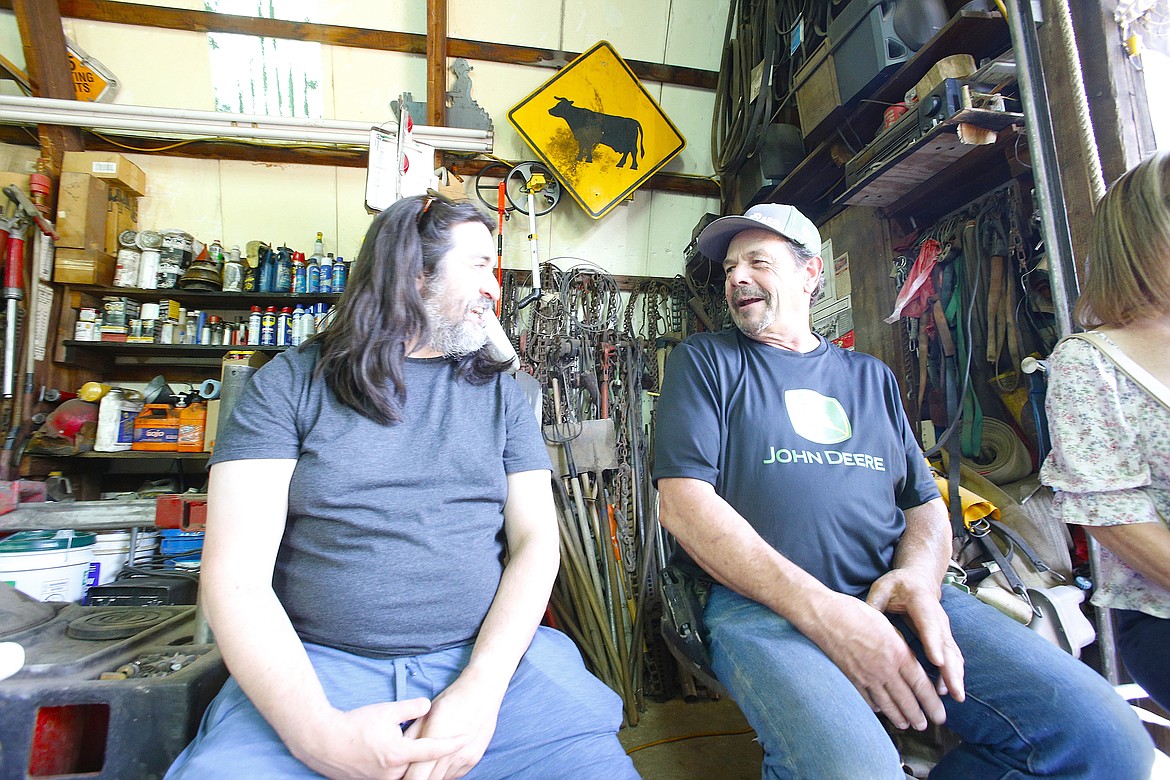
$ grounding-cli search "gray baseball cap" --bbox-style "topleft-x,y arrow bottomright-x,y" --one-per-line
697,204 -> 822,263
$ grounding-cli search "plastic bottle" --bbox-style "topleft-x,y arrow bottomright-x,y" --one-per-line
258,247 -> 275,293
333,256 -> 347,293
222,244 -> 245,293
313,231 -> 325,259
274,247 -> 292,293
177,400 -> 207,453
292,251 -> 307,294
320,253 -> 334,293
78,381 -> 111,402
95,388 -> 126,452
247,306 -> 262,346
95,388 -> 143,451
299,305 -> 317,342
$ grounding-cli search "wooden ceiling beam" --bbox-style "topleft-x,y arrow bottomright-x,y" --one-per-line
0,0 -> 717,90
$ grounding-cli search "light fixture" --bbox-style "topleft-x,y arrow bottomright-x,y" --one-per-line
0,95 -> 493,153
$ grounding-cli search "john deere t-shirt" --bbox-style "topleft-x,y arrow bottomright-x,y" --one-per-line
652,330 -> 939,597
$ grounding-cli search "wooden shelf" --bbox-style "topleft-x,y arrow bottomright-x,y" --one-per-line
74,450 -> 211,460
838,109 -> 1025,211
63,341 -> 286,359
763,10 -> 1014,222
68,285 -> 340,310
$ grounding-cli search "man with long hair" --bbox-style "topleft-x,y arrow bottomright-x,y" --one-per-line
167,194 -> 636,779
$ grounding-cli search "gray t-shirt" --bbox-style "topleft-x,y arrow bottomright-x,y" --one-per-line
209,344 -> 551,657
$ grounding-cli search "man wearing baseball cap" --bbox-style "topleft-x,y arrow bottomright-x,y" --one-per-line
652,204 -> 1151,778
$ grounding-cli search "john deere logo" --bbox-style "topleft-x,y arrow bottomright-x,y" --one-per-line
784,389 -> 851,444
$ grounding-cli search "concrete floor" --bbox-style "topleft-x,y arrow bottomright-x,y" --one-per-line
618,696 -> 762,779
617,694 -> 1170,779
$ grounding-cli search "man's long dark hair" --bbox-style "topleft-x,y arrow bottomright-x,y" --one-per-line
314,194 -> 506,425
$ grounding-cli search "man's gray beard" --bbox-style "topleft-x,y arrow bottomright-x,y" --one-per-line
423,296 -> 488,358
729,303 -> 775,337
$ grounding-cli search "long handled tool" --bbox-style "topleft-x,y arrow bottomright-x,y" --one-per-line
0,186 -> 56,480
504,162 -> 559,309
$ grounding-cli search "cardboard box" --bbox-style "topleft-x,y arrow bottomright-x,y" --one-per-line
56,172 -> 109,252
0,171 -> 31,199
795,40 -> 841,139
205,399 -> 220,452
62,151 -> 147,197
0,143 -> 40,176
54,246 -> 115,285
105,185 -> 139,255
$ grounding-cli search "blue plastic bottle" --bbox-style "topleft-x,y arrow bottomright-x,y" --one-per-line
274,247 -> 293,293
334,256 -> 347,293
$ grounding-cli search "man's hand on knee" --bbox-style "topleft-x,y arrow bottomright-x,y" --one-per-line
802,591 -> 947,732
867,569 -> 965,705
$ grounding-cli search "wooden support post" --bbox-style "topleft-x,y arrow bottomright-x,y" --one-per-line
426,0 -> 447,127
12,0 -> 84,170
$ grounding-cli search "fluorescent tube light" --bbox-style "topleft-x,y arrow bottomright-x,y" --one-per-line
0,95 -> 493,153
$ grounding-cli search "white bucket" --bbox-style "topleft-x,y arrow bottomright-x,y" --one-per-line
0,530 -> 96,602
90,529 -> 159,585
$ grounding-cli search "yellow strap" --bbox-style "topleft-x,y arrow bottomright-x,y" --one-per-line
932,475 -> 1001,527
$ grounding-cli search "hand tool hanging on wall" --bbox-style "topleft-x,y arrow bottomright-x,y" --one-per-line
502,258 -> 696,717
0,186 -> 57,480
505,162 -> 560,309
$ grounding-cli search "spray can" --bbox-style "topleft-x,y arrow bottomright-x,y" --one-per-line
292,251 -> 307,295
320,253 -> 334,293
247,306 -> 262,346
290,305 -> 306,346
208,240 -> 225,270
260,306 -> 278,346
276,307 -> 292,346
333,256 -> 347,293
307,255 -> 320,294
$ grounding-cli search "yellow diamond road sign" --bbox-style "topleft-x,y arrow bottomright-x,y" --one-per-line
509,41 -> 685,219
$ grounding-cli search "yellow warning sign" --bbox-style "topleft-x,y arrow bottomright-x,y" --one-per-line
67,50 -> 112,102
508,41 -> 686,220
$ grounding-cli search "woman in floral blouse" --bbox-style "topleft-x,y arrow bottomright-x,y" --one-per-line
1041,150 -> 1170,710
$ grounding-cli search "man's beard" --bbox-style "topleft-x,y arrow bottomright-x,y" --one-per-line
423,294 -> 491,358
728,287 -> 775,336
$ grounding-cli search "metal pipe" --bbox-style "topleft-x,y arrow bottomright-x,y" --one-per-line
1004,0 -> 1078,337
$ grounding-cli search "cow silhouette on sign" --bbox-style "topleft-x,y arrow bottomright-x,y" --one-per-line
548,97 -> 645,171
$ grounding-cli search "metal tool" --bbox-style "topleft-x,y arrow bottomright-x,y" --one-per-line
506,162 -> 560,309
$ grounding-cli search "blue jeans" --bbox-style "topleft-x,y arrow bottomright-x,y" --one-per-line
165,627 -> 636,779
705,584 -> 1154,780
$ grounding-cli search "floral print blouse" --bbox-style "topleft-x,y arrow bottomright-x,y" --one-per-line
1040,334 -> 1170,619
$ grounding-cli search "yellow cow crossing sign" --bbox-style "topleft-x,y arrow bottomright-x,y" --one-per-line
509,41 -> 686,219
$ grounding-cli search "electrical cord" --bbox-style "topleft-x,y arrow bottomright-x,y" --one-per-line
625,726 -> 756,755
